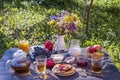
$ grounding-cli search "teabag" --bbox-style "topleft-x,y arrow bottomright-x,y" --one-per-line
12,50 -> 27,67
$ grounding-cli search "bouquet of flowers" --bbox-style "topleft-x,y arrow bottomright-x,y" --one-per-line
48,10 -> 82,35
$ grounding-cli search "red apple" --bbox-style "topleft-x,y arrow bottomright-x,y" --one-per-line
93,45 -> 102,51
86,46 -> 96,53
46,59 -> 55,68
44,40 -> 54,51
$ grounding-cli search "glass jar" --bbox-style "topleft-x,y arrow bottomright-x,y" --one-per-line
69,39 -> 81,57
91,58 -> 103,73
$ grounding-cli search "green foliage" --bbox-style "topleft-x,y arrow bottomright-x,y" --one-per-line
0,0 -> 120,70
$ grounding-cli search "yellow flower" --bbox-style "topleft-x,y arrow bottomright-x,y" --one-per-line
48,20 -> 58,25
63,15 -> 74,24
75,20 -> 82,26
71,13 -> 79,21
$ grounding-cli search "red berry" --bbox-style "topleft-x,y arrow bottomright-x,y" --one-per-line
89,47 -> 96,53
77,60 -> 88,67
59,65 -> 65,71
44,40 -> 54,51
46,59 -> 55,68
86,46 -> 92,53
86,46 -> 96,53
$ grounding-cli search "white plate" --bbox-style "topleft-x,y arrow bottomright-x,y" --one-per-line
52,64 -> 76,76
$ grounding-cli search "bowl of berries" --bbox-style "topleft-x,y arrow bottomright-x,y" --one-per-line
29,40 -> 54,61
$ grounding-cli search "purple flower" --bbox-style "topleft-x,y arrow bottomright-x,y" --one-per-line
50,16 -> 57,20
61,25 -> 67,29
61,10 -> 69,16
50,11 -> 69,22
56,14 -> 63,22
68,23 -> 78,31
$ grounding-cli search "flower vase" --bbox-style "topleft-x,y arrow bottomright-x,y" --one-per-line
55,35 -> 66,52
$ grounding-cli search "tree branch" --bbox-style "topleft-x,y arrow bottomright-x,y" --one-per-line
83,0 -> 87,28
85,0 -> 94,35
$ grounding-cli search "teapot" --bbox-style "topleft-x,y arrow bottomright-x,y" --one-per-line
6,50 -> 31,75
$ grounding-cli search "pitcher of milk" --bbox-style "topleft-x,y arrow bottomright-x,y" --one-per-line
69,39 -> 81,57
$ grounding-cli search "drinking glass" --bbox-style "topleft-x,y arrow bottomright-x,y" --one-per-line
19,40 -> 30,54
77,55 -> 88,68
91,58 -> 103,73
34,55 -> 47,79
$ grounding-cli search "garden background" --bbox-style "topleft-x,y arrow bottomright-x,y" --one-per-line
0,0 -> 120,70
